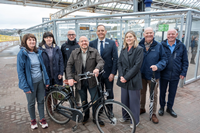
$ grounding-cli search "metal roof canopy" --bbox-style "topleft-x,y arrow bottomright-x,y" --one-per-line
21,8 -> 200,32
2,0 -> 200,20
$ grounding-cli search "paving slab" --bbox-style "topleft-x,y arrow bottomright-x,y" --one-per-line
0,56 -> 200,133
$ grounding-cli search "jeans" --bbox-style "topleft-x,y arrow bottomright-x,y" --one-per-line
78,81 -> 99,118
25,80 -> 45,120
159,79 -> 179,109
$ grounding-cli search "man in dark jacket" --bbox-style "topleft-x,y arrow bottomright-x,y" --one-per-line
89,25 -> 118,112
61,30 -> 80,105
61,30 -> 79,78
159,29 -> 188,118
67,36 -> 105,126
139,27 -> 167,124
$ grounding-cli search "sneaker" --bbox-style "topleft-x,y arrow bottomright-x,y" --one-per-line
130,122 -> 140,128
119,118 -> 128,123
39,118 -> 48,128
30,119 -> 38,129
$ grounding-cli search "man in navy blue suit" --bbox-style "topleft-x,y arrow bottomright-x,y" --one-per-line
89,25 -> 118,112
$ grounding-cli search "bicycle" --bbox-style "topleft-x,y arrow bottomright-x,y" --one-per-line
45,70 -> 136,133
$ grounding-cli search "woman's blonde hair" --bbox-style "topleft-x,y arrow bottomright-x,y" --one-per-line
123,30 -> 138,49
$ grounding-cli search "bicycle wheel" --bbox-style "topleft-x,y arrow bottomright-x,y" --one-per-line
95,100 -> 136,133
45,89 -> 73,124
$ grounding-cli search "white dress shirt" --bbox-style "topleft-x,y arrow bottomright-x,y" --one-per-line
97,38 -> 106,54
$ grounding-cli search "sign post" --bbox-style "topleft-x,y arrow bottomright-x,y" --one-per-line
158,24 -> 169,41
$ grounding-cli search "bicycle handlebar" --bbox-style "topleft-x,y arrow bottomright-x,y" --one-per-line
78,70 -> 104,78
78,70 -> 105,85
78,71 -> 94,77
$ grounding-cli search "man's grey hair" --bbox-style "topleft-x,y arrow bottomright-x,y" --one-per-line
67,30 -> 76,35
143,27 -> 154,33
167,29 -> 178,34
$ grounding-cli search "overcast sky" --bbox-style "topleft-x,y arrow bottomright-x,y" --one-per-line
0,4 -> 103,29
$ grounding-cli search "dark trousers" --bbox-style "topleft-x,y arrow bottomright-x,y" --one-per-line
101,77 -> 114,110
78,81 -> 98,118
26,80 -> 45,120
121,88 -> 140,124
159,79 -> 179,109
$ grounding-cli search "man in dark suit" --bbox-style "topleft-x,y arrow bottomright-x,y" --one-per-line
89,25 -> 118,112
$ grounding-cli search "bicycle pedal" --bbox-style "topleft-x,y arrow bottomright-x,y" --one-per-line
72,125 -> 78,132
110,117 -> 117,125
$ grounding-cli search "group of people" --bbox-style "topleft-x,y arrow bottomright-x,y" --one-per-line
17,24 -> 188,130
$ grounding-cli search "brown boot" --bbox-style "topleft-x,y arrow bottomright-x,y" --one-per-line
140,108 -> 146,115
152,114 -> 159,124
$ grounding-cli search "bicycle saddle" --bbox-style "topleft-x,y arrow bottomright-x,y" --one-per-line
63,79 -> 77,85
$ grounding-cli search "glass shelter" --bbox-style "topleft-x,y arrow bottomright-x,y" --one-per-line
20,9 -> 200,85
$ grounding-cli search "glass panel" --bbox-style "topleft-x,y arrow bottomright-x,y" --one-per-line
186,18 -> 199,81
77,18 -> 97,41
97,19 -> 121,41
57,21 -> 75,46
125,19 -> 145,42
191,19 -> 200,77
150,18 -> 176,42
121,17 -> 145,51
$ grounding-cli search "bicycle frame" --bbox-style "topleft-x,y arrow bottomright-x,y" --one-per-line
54,71 -> 114,122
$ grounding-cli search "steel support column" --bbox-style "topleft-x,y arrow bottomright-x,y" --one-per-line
134,0 -> 138,12
53,20 -> 58,44
179,15 -> 184,41
125,20 -> 128,33
184,10 -> 192,50
144,15 -> 150,28
75,20 -> 79,41
120,17 -> 123,52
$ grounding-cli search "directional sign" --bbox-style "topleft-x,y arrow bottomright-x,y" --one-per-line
80,27 -> 89,30
158,24 -> 169,32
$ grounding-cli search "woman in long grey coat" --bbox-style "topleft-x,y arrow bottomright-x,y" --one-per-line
117,30 -> 143,128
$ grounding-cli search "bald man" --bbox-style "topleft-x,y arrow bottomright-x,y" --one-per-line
139,27 -> 167,124
61,30 -> 80,105
66,36 -> 105,126
159,29 -> 188,118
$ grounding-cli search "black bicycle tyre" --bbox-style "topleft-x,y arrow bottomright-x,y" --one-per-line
95,100 -> 136,133
45,89 -> 73,124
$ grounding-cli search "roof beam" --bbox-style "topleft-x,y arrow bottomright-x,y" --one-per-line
50,0 -> 127,20
52,0 -> 62,7
190,1 -> 198,8
175,0 -> 186,9
111,3 -> 118,14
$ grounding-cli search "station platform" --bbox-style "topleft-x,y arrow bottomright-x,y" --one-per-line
0,55 -> 199,133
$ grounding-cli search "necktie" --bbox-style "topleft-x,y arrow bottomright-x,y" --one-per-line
100,41 -> 104,56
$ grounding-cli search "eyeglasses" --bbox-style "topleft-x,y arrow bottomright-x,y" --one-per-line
67,34 -> 75,36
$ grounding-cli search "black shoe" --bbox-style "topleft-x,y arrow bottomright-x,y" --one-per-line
140,108 -> 146,115
158,108 -> 164,116
93,118 -> 105,127
166,108 -> 177,118
82,114 -> 89,125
